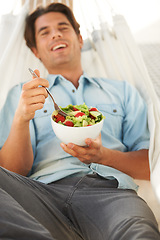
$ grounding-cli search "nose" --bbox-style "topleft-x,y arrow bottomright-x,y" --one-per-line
51,29 -> 62,39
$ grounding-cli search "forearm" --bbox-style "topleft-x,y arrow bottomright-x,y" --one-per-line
61,135 -> 150,180
0,71 -> 50,176
0,114 -> 33,176
100,147 -> 150,180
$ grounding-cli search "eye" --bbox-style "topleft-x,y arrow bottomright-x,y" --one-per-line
59,27 -> 68,31
40,31 -> 49,36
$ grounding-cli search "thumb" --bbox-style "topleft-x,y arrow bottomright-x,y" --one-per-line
85,134 -> 101,148
33,69 -> 40,79
85,138 -> 93,147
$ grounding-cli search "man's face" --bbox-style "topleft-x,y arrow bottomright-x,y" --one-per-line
32,12 -> 83,73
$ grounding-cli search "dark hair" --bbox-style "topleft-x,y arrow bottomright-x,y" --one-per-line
24,3 -> 80,49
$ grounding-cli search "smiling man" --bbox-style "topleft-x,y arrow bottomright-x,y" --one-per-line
0,3 -> 159,240
32,12 -> 83,86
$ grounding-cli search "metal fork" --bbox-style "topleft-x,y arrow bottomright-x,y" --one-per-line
28,68 -> 68,117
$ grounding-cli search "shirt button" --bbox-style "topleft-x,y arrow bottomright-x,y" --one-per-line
44,110 -> 47,113
113,109 -> 117,113
72,89 -> 75,93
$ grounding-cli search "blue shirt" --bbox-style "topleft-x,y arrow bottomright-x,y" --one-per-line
0,73 -> 150,191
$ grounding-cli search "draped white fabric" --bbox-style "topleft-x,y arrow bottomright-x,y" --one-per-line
0,1 -> 48,109
0,0 -> 160,204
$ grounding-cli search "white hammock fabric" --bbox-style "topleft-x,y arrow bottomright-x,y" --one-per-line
0,0 -> 160,205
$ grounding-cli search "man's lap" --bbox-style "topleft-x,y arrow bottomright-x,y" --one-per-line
62,173 -> 160,239
0,167 -> 159,240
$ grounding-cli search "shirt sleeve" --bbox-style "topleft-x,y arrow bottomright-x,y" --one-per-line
0,84 -> 36,156
122,82 -> 150,151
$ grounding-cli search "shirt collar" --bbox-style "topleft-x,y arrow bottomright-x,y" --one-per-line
47,74 -> 62,90
47,72 -> 100,90
82,72 -> 100,88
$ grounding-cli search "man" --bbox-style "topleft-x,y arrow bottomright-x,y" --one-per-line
0,3 -> 159,240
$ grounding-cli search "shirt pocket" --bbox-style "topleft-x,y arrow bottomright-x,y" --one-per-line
34,103 -> 54,119
96,104 -> 125,139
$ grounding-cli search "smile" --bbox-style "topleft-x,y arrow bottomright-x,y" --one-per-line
51,43 -> 67,51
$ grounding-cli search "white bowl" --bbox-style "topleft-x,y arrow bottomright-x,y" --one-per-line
51,117 -> 104,146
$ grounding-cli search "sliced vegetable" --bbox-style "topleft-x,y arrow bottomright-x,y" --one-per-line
52,103 -> 105,127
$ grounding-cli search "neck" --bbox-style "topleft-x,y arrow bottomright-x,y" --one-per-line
48,64 -> 83,88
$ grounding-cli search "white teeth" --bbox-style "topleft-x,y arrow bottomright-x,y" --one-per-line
52,44 -> 66,51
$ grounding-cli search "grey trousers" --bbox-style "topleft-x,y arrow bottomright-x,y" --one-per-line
0,166 -> 159,240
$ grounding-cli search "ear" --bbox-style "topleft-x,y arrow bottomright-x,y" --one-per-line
78,34 -> 83,49
31,47 -> 40,59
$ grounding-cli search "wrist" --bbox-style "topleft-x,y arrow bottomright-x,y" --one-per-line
99,147 -> 116,166
99,145 -> 108,165
14,110 -> 30,129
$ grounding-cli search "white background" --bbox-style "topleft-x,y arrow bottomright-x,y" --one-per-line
0,0 -> 160,43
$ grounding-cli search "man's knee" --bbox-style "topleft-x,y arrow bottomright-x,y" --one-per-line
0,166 -> 15,187
111,216 -> 160,240
0,188 -> 54,240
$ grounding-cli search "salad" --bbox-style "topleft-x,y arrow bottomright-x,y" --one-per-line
52,103 -> 105,127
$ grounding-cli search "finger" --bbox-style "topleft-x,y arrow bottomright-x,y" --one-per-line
30,69 -> 40,80
23,78 -> 49,90
26,95 -> 46,106
85,134 -> 101,148
61,143 -> 94,164
60,142 -> 86,157
85,138 -> 96,149
60,143 -> 78,157
22,87 -> 48,99
67,143 -> 90,155
23,102 -> 45,114
34,69 -> 40,78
